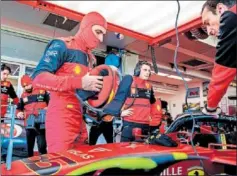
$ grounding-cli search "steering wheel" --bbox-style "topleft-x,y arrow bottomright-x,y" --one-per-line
77,65 -> 119,125
87,64 -> 114,108
168,131 -> 196,144
177,131 -> 191,143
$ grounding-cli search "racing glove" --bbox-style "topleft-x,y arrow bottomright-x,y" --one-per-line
202,104 -> 222,116
146,133 -> 178,147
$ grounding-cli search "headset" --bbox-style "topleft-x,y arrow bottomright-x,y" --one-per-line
133,60 -> 152,77
1,63 -> 11,73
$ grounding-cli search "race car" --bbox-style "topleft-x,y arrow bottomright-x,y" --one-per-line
1,118 -> 28,164
1,108 -> 46,164
1,113 -> 236,176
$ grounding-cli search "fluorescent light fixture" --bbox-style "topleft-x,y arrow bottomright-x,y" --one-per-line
168,75 -> 192,81
157,72 -> 169,76
151,71 -> 192,81
184,78 -> 192,81
153,87 -> 177,95
198,36 -> 218,47
46,1 -> 205,37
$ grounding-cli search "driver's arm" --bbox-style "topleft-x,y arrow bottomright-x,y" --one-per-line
32,39 -> 83,92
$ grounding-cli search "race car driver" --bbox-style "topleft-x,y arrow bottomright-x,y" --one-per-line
31,12 -> 107,153
120,61 -> 162,142
201,0 -> 236,115
16,75 -> 49,157
1,64 -> 19,119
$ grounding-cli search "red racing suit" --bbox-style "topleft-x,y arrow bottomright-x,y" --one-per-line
207,11 -> 237,109
31,12 -> 107,153
1,80 -> 19,117
16,89 -> 49,126
123,76 -> 162,125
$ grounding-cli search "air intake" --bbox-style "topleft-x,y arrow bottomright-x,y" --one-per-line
43,13 -> 79,31
200,69 -> 211,73
182,59 -> 207,67
184,25 -> 208,40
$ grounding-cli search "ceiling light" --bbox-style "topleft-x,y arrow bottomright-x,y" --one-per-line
153,87 -> 177,95
183,77 -> 192,81
158,72 -> 169,76
168,75 -> 192,81
151,71 -> 169,77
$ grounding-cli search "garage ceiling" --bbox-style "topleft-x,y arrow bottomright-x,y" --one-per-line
46,1 -> 205,37
1,1 -> 218,86
1,1 -> 136,49
126,34 -> 216,73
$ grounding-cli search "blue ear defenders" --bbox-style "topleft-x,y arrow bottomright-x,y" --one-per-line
133,61 -> 152,77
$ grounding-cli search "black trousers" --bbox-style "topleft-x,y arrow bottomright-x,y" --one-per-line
26,125 -> 47,157
121,121 -> 151,142
89,121 -> 114,145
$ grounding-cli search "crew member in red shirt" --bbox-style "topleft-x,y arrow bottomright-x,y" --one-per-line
120,61 -> 162,142
1,64 -> 19,119
16,75 -> 49,157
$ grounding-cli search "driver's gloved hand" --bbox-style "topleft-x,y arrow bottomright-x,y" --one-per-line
146,134 -> 178,147
202,104 -> 222,116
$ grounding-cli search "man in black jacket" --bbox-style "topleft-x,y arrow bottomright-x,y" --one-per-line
201,0 -> 236,115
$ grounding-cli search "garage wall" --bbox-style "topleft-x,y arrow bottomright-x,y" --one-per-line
169,82 -> 203,118
158,94 -> 174,102
164,81 -> 236,118
1,28 -> 108,96
121,53 -> 139,75
1,29 -> 107,63
1,31 -> 48,62
155,82 -> 203,117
